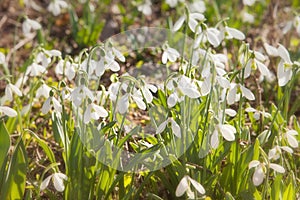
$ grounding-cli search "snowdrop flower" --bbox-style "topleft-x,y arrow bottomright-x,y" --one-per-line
242,11 -> 254,23
137,0 -> 152,16
166,0 -> 184,8
178,75 -> 201,98
227,83 -> 255,105
80,58 -> 99,77
294,16 -> 300,36
47,0 -> 68,16
84,103 -> 108,124
225,108 -> 237,117
167,92 -> 183,108
166,75 -> 200,107
194,27 -> 221,48
162,46 -> 180,64
245,106 -> 271,120
5,83 -> 22,102
70,85 -> 94,107
112,47 -> 126,63
116,90 -> 147,114
277,44 -> 293,86
40,172 -> 68,192
284,130 -> 298,148
116,94 -> 130,114
25,62 -> 47,77
264,43 -> 279,57
173,12 -> 205,33
41,95 -> 62,114
0,106 -> 17,117
0,52 -> 5,65
140,83 -> 157,103
36,83 -> 52,99
188,0 -> 206,13
55,60 -> 76,81
211,124 -> 236,148
249,160 -> 285,186
156,117 -> 181,138
108,82 -> 123,101
243,0 -> 256,6
244,50 -> 271,79
37,49 -> 61,68
268,145 -> 293,160
175,175 -> 205,198
221,26 -> 245,41
22,17 -> 41,36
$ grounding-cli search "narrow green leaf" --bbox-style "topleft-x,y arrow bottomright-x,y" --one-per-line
0,121 -> 10,169
0,139 -> 27,200
283,182 -> 295,200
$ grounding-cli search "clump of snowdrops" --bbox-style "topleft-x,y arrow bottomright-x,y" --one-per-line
0,0 -> 300,199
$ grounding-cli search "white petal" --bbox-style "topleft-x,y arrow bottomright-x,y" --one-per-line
93,104 -> 108,118
171,118 -> 181,138
264,43 -> 278,57
0,106 -> 17,117
156,120 -> 168,135
29,19 -> 41,30
207,29 -> 220,47
0,52 -> 5,65
286,130 -> 298,136
226,27 -> 245,40
167,93 -> 177,108
83,86 -> 95,101
41,98 -> 52,114
280,146 -> 293,154
84,105 -> 92,124
277,61 -> 292,87
201,76 -> 211,96
225,108 -> 237,117
188,18 -> 198,33
5,86 -> 13,101
173,16 -> 185,32
112,47 -> 125,62
277,44 -> 291,63
227,85 -> 237,105
188,177 -> 205,195
132,95 -> 146,110
40,175 -> 52,190
190,13 -> 205,21
211,130 -> 219,149
253,166 -> 264,186
240,85 -> 255,101
66,66 -> 76,81
181,87 -> 200,98
256,60 -> 270,77
117,94 -> 129,114
162,51 -> 168,64
245,107 -> 256,112
216,76 -> 230,89
286,133 -> 298,148
254,51 -> 266,61
248,160 -> 260,169
142,87 -> 153,103
96,59 -> 105,77
269,163 -> 285,173
175,176 -> 189,197
9,84 -> 22,97
52,97 -> 62,113
53,173 -> 66,192
220,124 -> 236,141
106,59 -> 120,72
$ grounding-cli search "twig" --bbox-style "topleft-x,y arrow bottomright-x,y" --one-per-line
0,15 -> 7,30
